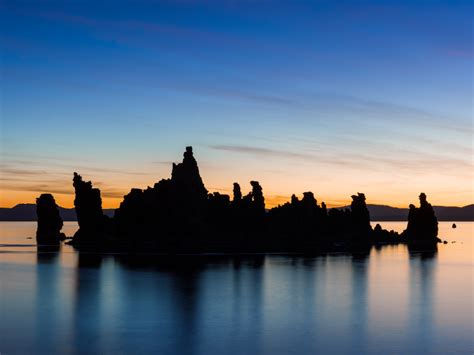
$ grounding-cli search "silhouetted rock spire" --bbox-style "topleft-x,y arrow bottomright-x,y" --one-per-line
321,202 -> 327,215
403,193 -> 439,243
291,194 -> 299,205
249,180 -> 265,212
36,194 -> 65,245
232,183 -> 242,203
301,192 -> 317,216
71,172 -> 106,244
350,193 -> 372,243
113,146 -> 210,243
171,146 -> 207,199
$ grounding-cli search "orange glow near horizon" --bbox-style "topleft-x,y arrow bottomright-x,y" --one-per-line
1,147 -> 472,210
1,186 -> 471,210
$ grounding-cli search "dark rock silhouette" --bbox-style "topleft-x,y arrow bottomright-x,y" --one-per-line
349,193 -> 372,244
114,188 -> 147,241
171,146 -> 208,200
248,181 -> 265,213
372,223 -> 399,244
36,194 -> 65,245
452,223 -> 456,229
71,172 -> 107,244
402,193 -> 439,244
232,183 -> 242,203
59,146 -> 441,253
113,147 -> 210,249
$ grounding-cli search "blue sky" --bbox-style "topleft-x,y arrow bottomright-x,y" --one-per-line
1,0 -> 473,207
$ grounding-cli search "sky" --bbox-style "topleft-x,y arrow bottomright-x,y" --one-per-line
1,0 -> 473,209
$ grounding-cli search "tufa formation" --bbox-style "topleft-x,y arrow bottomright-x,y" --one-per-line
36,147 -> 440,252
71,172 -> 107,244
36,193 -> 65,245
402,193 -> 439,244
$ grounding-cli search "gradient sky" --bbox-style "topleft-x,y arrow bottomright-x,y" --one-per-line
1,0 -> 473,209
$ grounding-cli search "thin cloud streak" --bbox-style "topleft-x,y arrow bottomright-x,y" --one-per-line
209,143 -> 474,176
210,145 -> 311,160
0,181 -> 126,199
1,159 -> 150,177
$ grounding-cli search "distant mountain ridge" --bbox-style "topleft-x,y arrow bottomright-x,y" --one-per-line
0,203 -> 472,221
0,204 -> 115,221
364,204 -> 473,221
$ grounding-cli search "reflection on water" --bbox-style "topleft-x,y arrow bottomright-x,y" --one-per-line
0,222 -> 473,354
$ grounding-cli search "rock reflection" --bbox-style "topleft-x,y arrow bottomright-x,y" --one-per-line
12,223 -> 469,354
36,245 -> 60,264
73,253 -> 103,355
35,246 -> 62,353
230,256 -> 264,354
31,245 -> 443,354
409,247 -> 437,353
350,252 -> 369,353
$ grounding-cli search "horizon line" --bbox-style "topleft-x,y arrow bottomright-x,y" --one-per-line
2,199 -> 473,210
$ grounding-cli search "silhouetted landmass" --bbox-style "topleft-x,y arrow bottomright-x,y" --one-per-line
365,204 -> 474,221
36,194 -> 65,245
32,147 -> 441,253
431,205 -> 474,221
31,147 -> 457,252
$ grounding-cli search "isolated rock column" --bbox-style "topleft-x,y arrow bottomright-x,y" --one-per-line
71,172 -> 105,244
36,193 -> 64,245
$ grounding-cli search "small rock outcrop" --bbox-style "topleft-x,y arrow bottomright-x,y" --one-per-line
36,194 -> 65,245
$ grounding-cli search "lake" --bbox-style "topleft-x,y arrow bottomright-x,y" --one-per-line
0,221 -> 472,354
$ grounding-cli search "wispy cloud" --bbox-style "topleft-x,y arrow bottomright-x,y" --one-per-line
1,155 -> 149,177
0,155 -> 144,202
210,145 -> 311,160
0,181 -> 125,199
0,167 -> 50,176
209,143 -> 474,177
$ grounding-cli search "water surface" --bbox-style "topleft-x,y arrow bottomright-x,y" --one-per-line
1,222 -> 472,354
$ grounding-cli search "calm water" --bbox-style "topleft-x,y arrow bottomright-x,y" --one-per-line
0,222 -> 473,354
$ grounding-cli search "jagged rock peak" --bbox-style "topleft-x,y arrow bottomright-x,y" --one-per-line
184,146 -> 194,159
73,172 -> 93,190
73,172 -> 103,210
171,146 -> 208,197
71,172 -> 105,243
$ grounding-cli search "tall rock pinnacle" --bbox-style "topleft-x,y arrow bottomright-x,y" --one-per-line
171,146 -> 208,199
